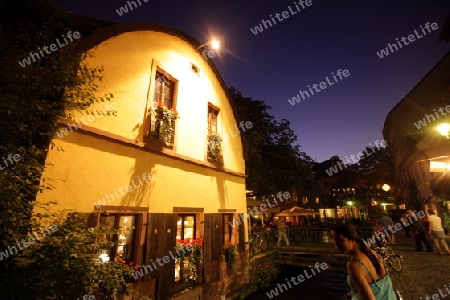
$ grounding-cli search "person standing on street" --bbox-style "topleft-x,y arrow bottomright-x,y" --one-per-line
277,217 -> 290,246
427,209 -> 450,255
408,210 -> 433,252
379,213 -> 395,245
401,213 -> 411,238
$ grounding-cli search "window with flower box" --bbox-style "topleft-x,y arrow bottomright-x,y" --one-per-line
146,68 -> 179,146
207,104 -> 223,161
175,214 -> 203,290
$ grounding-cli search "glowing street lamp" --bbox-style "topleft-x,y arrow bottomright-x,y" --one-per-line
197,38 -> 220,60
197,38 -> 220,50
210,38 -> 220,50
381,184 -> 390,192
437,123 -> 450,139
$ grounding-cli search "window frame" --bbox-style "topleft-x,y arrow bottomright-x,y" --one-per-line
222,213 -> 233,243
143,64 -> 178,149
175,213 -> 198,285
176,214 -> 197,241
99,213 -> 138,263
207,104 -> 220,136
94,206 -> 148,265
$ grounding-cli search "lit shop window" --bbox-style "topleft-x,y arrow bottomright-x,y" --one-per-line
98,214 -> 136,263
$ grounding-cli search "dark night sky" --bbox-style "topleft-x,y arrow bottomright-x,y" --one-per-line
53,0 -> 450,162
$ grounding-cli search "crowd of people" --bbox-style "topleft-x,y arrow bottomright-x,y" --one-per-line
373,209 -> 450,254
249,209 -> 449,299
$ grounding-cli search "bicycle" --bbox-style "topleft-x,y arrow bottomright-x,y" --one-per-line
371,234 -> 402,272
249,231 -> 268,255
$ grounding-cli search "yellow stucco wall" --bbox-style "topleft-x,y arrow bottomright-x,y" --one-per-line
38,132 -> 246,214
67,29 -> 244,173
36,27 -> 247,216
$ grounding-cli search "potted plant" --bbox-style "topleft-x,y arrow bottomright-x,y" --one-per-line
153,103 -> 179,145
223,241 -> 238,268
207,134 -> 223,161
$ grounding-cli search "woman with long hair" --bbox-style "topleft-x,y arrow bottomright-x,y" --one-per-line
331,222 -> 396,299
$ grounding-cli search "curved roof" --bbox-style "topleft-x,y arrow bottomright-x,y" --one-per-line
69,15 -> 246,155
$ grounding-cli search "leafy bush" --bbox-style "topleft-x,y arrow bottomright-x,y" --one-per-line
1,212 -> 139,300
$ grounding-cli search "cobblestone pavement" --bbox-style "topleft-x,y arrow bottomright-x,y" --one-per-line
388,231 -> 450,300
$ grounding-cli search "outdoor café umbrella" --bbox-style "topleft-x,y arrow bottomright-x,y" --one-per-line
276,206 -> 319,217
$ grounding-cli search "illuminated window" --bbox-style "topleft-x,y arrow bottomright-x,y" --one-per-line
176,214 -> 196,241
208,105 -> 219,135
98,214 -> 137,263
147,69 -> 178,145
175,214 -> 196,284
154,70 -> 174,108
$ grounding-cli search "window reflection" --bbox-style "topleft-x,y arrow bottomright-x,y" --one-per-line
99,214 -> 136,262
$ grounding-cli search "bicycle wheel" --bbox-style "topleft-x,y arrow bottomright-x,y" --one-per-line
388,255 -> 402,272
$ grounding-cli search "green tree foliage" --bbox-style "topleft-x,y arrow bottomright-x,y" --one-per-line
314,147 -> 400,209
228,87 -> 313,198
0,0 -> 115,296
355,146 -> 400,205
0,0 -> 113,252
2,213 -> 139,299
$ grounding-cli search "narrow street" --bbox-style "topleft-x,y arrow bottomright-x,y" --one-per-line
389,232 -> 450,300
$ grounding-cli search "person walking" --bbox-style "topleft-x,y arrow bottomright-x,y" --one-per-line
277,217 -> 290,246
379,213 -> 395,245
427,209 -> 450,255
401,213 -> 411,238
331,222 -> 396,299
408,210 -> 433,252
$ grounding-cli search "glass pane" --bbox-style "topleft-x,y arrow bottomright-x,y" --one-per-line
176,216 -> 183,241
184,216 -> 195,239
117,215 -> 135,261
99,215 -> 116,262
163,77 -> 173,107
208,110 -> 218,135
154,74 -> 163,103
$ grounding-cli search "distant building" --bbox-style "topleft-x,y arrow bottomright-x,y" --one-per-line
36,16 -> 248,300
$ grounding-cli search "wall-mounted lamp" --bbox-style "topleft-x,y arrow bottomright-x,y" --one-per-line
197,38 -> 220,50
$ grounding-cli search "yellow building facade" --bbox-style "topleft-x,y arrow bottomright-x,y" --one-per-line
36,22 -> 248,299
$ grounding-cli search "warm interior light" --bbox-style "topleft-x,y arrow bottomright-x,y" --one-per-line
437,123 -> 450,138
347,201 -> 353,206
381,184 -> 390,192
